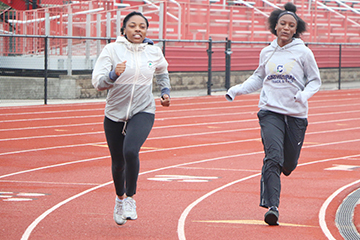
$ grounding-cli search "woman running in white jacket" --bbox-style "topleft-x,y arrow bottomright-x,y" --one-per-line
92,11 -> 171,226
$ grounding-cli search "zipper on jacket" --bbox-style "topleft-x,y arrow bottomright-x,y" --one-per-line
123,45 -> 140,135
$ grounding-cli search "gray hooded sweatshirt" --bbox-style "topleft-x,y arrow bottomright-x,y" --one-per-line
92,36 -> 171,122
226,38 -> 321,118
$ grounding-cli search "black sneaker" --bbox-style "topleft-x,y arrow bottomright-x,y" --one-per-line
264,206 -> 279,226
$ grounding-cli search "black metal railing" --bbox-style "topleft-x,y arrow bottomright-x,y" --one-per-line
1,34 -> 360,104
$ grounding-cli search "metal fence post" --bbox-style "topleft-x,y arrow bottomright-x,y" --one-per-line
162,39 -> 166,56
44,36 -> 48,105
67,6 -> 73,76
338,44 -> 342,90
86,14 -> 91,69
159,2 -> 164,40
207,37 -> 213,95
225,38 -> 232,90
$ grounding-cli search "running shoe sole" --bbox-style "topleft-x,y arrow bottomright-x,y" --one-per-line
264,209 -> 279,226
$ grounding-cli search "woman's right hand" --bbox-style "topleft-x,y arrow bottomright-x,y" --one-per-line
115,60 -> 127,76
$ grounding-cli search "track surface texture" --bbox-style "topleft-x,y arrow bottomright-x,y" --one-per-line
1,89 -> 360,240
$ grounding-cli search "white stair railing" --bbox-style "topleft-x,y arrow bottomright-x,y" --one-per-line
233,0 -> 270,17
142,0 -> 181,39
314,0 -> 360,26
333,0 -> 360,14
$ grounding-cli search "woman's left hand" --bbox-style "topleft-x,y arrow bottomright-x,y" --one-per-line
161,94 -> 170,107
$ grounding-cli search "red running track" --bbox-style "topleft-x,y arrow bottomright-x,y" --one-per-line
1,89 -> 360,240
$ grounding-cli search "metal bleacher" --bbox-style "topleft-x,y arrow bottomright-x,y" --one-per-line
1,0 -> 360,43
1,0 -> 360,73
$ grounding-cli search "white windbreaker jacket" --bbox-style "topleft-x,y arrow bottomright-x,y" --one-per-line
92,36 -> 171,122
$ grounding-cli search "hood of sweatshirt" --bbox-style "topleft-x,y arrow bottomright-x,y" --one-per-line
269,38 -> 305,50
115,36 -> 148,51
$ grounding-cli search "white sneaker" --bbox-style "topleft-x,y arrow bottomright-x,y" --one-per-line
113,198 -> 127,225
123,197 -> 137,220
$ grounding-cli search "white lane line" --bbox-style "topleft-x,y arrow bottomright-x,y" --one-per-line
0,118 -> 258,142
1,100 -> 360,124
20,181 -> 112,240
0,113 -> 251,132
177,174 -> 260,240
0,108 -> 104,117
4,91 -> 360,238
0,131 -> 103,142
0,142 -> 106,157
19,152 -> 260,240
1,93 -> 359,118
0,114 -> 104,124
4,198 -> 33,202
0,180 -> 101,186
1,135 -> 360,180
0,99 -> 255,117
0,122 -> 100,132
1,121 -> 360,157
2,107 -> 360,133
0,156 -> 107,179
319,179 -> 360,240
19,152 -> 360,240
176,166 -> 259,172
177,153 -> 360,240
1,113 -> 360,143
1,95 -> 359,117
2,101 -> 360,127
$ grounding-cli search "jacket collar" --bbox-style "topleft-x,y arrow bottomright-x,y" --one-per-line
115,36 -> 147,51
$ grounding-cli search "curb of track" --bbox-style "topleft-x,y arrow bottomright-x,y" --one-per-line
335,187 -> 360,239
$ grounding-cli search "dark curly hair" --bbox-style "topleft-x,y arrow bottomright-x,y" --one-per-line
120,11 -> 149,36
268,2 -> 306,38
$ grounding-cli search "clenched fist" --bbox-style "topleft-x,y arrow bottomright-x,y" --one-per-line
161,94 -> 170,107
115,60 -> 127,76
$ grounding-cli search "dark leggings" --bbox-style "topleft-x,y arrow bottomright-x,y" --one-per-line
257,110 -> 307,208
104,112 -> 155,197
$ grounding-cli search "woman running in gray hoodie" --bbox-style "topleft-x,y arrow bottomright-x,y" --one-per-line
226,2 -> 321,226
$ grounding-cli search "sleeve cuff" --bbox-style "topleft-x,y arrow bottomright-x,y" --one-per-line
225,93 -> 234,102
109,70 -> 118,81
161,88 -> 170,98
294,91 -> 303,103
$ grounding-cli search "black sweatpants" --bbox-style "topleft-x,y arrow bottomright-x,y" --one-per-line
257,110 -> 308,208
104,112 -> 155,197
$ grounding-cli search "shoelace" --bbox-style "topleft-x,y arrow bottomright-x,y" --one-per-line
114,201 -> 123,215
124,198 -> 136,212
269,206 -> 278,212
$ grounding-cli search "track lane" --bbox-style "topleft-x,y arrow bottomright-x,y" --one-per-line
0,89 -> 359,240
